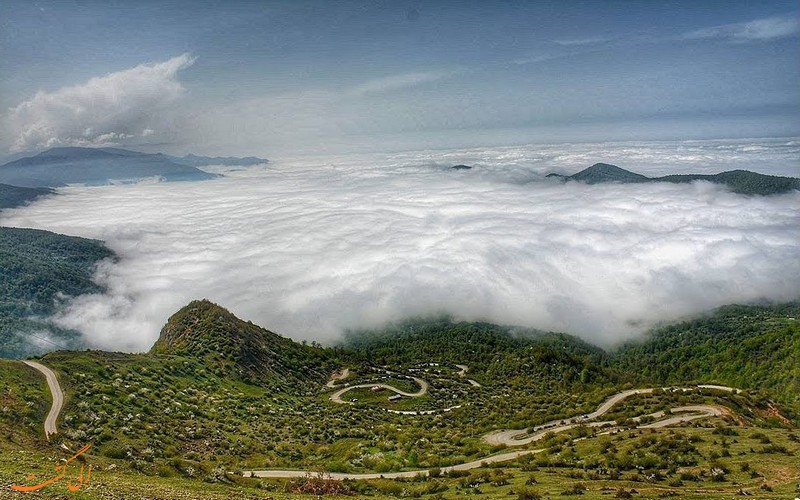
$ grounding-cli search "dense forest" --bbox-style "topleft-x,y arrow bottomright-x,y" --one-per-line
0,227 -> 113,357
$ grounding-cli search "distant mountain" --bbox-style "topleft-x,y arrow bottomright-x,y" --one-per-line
164,153 -> 268,167
0,147 -> 220,188
0,226 -> 114,358
0,183 -> 53,210
548,163 -> 649,184
150,299 -> 336,386
547,163 -> 800,195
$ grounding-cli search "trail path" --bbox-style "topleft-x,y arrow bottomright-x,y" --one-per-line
23,360 -> 63,440
454,364 -> 481,387
325,368 -> 350,388
244,384 -> 737,479
329,376 -> 428,404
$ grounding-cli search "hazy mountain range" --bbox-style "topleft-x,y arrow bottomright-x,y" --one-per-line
0,147 -> 268,188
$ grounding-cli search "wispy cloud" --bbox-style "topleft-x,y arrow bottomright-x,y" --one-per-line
552,36 -> 611,47
682,16 -> 799,42
349,71 -> 452,96
6,53 -> 195,152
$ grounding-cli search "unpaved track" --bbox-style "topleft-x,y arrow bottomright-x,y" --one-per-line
454,364 -> 481,387
23,360 -> 62,440
325,368 -> 350,388
329,376 -> 429,404
244,384 -> 737,479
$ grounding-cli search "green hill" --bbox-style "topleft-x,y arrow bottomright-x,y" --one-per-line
0,227 -> 114,358
1,300 -> 798,498
150,299 -> 337,386
613,302 -> 800,416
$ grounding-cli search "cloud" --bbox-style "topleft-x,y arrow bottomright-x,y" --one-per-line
349,71 -> 451,96
552,36 -> 611,47
1,139 -> 798,352
6,53 -> 195,152
682,16 -> 799,42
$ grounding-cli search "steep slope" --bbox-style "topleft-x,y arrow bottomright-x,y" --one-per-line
0,227 -> 114,357
150,299 -> 336,386
0,147 -> 219,187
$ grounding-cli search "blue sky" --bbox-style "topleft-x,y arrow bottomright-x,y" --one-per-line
1,0 -> 798,156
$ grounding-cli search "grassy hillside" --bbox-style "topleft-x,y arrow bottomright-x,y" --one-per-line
613,303 -> 800,419
0,227 -> 113,358
0,301 -> 798,498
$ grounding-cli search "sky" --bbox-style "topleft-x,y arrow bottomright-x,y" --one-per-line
1,0 -> 799,157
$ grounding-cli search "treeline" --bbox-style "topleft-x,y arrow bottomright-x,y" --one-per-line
342,316 -> 606,371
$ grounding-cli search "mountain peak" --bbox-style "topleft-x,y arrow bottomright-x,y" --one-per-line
569,163 -> 650,184
150,300 -> 334,387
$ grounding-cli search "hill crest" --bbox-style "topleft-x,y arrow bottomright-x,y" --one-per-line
150,299 -> 334,387
547,163 -> 800,195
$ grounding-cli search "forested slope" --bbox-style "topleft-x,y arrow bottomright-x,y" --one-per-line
0,227 -> 113,357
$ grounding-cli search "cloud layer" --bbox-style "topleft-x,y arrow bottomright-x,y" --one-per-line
7,54 -> 195,152
2,139 -> 798,352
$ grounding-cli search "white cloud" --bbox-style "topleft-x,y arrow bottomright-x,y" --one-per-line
683,16 -> 799,42
7,53 -> 195,152
1,139 -> 798,352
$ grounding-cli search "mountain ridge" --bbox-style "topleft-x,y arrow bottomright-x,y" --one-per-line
0,147 -> 267,188
547,163 -> 800,195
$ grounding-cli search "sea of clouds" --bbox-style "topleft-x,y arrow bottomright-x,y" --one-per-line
2,138 -> 799,351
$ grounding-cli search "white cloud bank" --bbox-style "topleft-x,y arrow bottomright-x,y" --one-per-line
7,53 -> 195,152
2,139 -> 798,352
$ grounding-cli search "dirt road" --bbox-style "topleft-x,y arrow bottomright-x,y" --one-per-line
23,360 -> 63,440
244,384 -> 737,479
329,376 -> 429,404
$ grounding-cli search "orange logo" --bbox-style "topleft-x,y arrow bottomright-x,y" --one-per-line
10,444 -> 92,493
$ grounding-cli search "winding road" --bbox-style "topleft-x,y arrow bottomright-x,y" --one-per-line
329,376 -> 429,404
243,384 -> 737,479
23,360 -> 62,440
325,368 -> 350,388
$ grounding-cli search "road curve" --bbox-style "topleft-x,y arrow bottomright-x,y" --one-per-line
23,360 -> 63,440
325,368 -> 350,388
244,384 -> 737,479
329,376 -> 429,404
